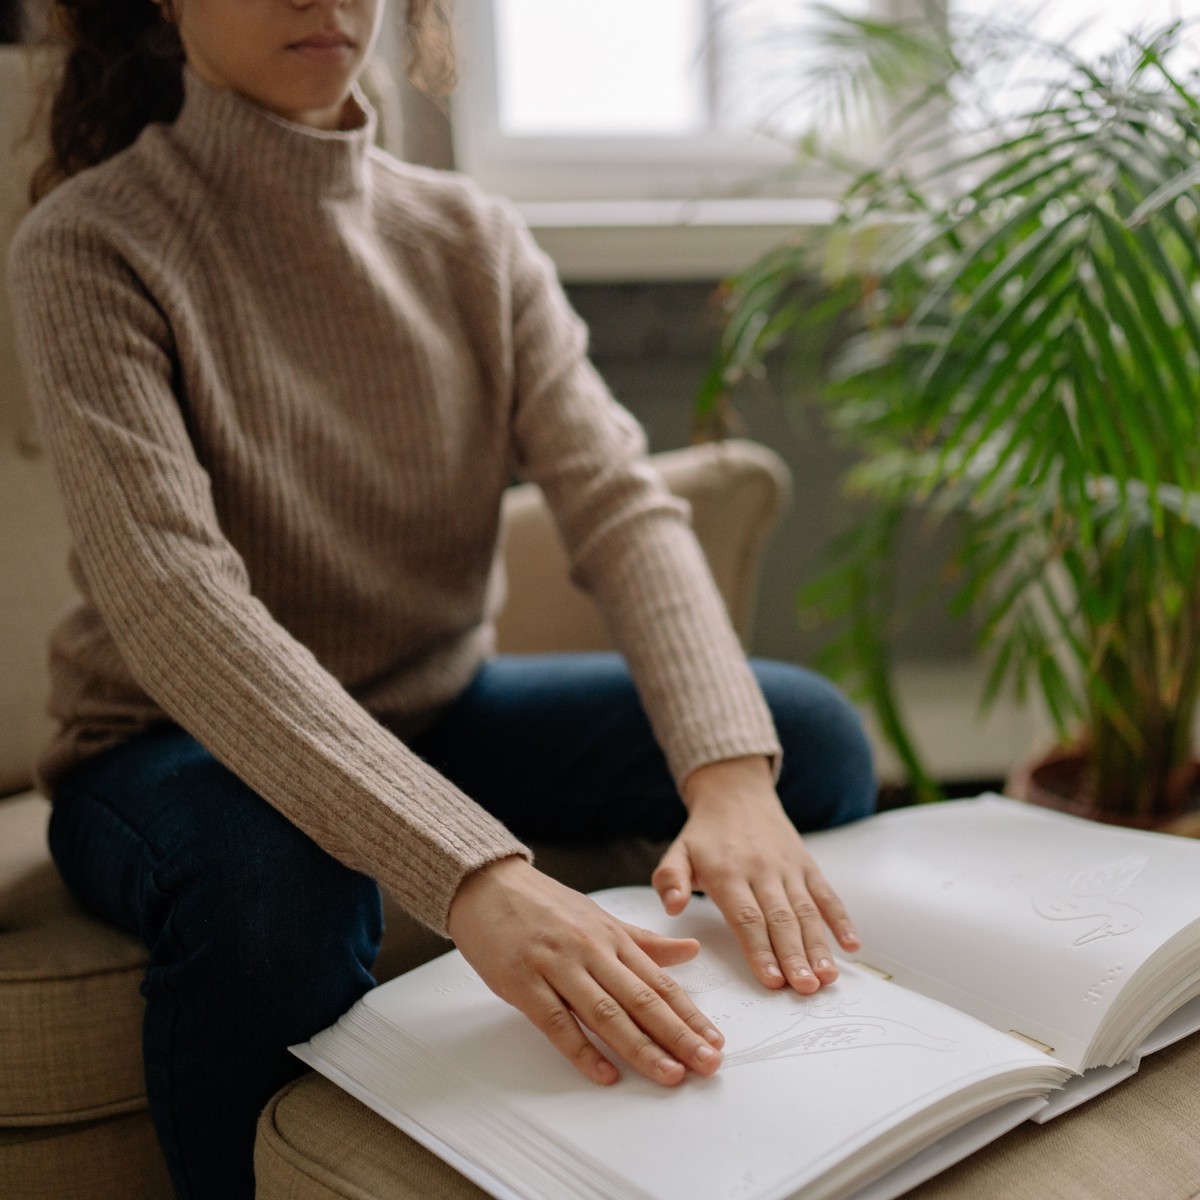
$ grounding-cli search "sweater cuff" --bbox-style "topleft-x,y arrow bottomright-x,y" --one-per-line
422,845 -> 534,938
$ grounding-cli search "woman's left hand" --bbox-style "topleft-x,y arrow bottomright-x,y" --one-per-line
652,755 -> 860,993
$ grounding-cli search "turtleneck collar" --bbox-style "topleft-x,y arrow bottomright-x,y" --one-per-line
170,67 -> 378,204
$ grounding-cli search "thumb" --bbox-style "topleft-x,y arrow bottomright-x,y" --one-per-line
621,923 -> 700,967
652,838 -> 694,916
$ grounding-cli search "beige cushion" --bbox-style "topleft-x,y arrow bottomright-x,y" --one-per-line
257,1074 -> 488,1200
0,792 -> 145,1126
907,1031 -> 1200,1198
0,1112 -> 171,1200
256,1033 -> 1200,1200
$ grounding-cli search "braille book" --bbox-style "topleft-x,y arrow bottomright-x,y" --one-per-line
293,796 -> 1200,1200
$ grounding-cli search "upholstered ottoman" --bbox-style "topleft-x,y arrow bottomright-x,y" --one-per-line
0,793 -> 171,1200
255,1032 -> 1200,1200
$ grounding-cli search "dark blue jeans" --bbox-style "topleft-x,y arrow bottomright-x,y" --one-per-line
48,654 -> 874,1199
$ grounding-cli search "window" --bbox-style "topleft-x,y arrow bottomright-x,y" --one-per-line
455,0 -> 1200,198
950,0 -> 1200,122
452,0 -> 877,204
953,0 -> 1199,65
450,1 -> 1200,279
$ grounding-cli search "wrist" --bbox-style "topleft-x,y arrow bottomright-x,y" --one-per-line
446,854 -> 531,938
681,754 -> 774,813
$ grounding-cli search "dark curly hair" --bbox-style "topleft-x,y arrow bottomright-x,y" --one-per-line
30,0 -> 455,202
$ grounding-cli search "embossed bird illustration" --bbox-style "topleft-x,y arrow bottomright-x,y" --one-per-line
1032,854 -> 1148,946
724,998 -> 958,1067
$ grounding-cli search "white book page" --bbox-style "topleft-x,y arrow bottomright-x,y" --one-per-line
805,796 -> 1200,1069
851,1097 -> 1047,1200
1030,992 -> 1200,1124
314,889 -> 1065,1200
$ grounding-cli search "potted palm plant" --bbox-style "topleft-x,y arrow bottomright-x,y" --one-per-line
704,6 -> 1200,827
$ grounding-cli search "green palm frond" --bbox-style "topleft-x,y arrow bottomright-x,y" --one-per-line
706,9 -> 1200,816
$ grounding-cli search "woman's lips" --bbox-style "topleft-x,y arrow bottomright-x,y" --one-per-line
287,33 -> 356,61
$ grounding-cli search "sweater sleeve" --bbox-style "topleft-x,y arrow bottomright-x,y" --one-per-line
499,205 -> 782,788
8,214 -> 528,935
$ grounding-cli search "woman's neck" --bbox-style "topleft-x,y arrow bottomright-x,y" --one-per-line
169,67 -> 376,206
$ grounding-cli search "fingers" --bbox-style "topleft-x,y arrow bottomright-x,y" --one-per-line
586,950 -> 724,1082
707,868 -> 856,994
449,863 -> 726,1092
521,981 -> 622,1086
613,942 -> 725,1054
621,922 -> 699,967
652,840 -> 694,915
709,880 -> 794,990
806,865 -> 861,953
518,956 -> 723,1088
781,881 -> 837,989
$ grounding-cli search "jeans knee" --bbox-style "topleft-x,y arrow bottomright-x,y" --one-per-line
751,660 -> 876,831
146,794 -> 382,1009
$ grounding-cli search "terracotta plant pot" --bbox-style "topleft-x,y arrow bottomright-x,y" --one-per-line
1006,745 -> 1200,837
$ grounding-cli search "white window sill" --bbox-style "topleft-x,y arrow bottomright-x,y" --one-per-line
519,198 -> 838,283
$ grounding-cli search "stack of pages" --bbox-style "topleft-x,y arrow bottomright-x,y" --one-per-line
293,796 -> 1200,1200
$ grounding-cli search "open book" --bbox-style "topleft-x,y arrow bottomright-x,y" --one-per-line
292,796 -> 1200,1200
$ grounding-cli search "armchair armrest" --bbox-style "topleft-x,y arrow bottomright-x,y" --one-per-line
495,438 -> 791,654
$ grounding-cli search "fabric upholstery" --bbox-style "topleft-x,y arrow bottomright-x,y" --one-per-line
0,1112 -> 172,1200
0,791 -> 145,1125
256,1034 -> 1200,1200
257,1075 -> 489,1200
907,1030 -> 1200,1198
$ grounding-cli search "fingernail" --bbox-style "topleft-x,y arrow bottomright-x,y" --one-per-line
765,964 -> 783,980
695,1044 -> 715,1062
665,888 -> 685,906
658,1057 -> 683,1076
702,1026 -> 722,1045
597,1060 -> 618,1083
842,927 -> 859,944
793,966 -> 813,980
816,958 -> 833,971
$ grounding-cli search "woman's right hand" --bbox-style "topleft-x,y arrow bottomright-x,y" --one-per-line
446,856 -> 725,1086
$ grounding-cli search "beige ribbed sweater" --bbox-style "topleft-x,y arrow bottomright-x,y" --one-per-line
7,70 -> 781,933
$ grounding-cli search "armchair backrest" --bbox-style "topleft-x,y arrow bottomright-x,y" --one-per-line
496,442 -> 789,655
1,47 -> 75,796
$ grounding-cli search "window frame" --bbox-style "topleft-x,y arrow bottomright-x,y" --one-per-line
447,0 -> 920,279
451,0 -> 913,205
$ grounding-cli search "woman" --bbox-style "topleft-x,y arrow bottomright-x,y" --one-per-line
7,1 -> 875,1196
